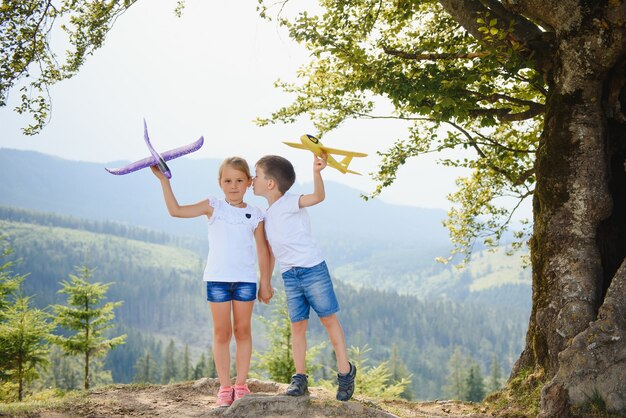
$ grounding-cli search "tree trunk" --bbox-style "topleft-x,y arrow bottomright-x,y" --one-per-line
512,12 -> 626,414
85,352 -> 90,391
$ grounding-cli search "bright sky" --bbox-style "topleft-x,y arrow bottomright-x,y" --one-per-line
0,0 -> 488,211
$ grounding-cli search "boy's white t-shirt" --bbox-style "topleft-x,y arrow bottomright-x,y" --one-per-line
203,196 -> 264,283
263,192 -> 324,273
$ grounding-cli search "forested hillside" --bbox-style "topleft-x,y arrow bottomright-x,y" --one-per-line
0,208 -> 529,400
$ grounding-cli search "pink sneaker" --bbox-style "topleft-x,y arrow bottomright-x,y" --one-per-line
215,386 -> 234,407
234,384 -> 251,401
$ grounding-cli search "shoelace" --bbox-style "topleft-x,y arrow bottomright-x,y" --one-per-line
338,373 -> 352,389
234,385 -> 250,399
291,375 -> 307,385
337,367 -> 354,389
217,387 -> 233,401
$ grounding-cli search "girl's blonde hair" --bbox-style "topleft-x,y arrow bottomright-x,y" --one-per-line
219,157 -> 251,179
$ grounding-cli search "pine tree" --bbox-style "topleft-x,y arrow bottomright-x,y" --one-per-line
253,292 -> 336,383
388,345 -> 414,400
161,339 -> 178,384
0,240 -> 26,384
193,353 -> 207,379
0,240 -> 24,316
487,353 -> 503,393
324,345 -> 410,400
444,346 -> 467,400
204,346 -> 217,378
180,344 -> 191,381
0,295 -> 54,400
51,265 -> 126,390
36,346 -> 81,390
252,293 -> 294,383
315,344 -> 411,399
464,362 -> 486,402
134,350 -> 159,383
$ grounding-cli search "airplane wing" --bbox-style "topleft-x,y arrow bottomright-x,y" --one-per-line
105,156 -> 157,175
105,136 -> 204,176
161,136 -> 204,161
283,142 -> 310,150
319,145 -> 368,158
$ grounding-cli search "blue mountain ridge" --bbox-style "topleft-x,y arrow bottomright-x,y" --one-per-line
0,147 -> 450,245
0,147 -> 530,306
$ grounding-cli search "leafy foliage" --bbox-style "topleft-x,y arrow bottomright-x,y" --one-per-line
0,0 -> 137,134
257,0 -> 545,261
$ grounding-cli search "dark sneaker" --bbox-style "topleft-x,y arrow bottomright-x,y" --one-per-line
336,362 -> 356,401
286,373 -> 308,396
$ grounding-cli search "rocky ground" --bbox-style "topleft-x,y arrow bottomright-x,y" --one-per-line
1,379 -> 494,418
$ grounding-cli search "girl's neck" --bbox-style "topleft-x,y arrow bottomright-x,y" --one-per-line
225,198 -> 245,208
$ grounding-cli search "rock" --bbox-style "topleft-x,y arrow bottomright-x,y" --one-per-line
215,393 -> 398,417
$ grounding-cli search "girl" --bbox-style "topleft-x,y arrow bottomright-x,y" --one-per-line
151,157 -> 273,407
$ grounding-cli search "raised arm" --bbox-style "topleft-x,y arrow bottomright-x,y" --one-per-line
299,154 -> 327,208
151,165 -> 213,219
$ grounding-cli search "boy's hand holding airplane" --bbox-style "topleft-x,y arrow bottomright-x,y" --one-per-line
314,153 -> 328,172
283,134 -> 366,175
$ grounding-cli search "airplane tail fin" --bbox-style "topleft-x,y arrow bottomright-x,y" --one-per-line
337,155 -> 362,174
339,155 -> 354,167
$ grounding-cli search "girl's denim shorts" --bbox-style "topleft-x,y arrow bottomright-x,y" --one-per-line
281,261 -> 340,322
206,281 -> 257,303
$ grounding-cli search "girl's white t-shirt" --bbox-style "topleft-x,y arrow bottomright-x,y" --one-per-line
263,192 -> 324,273
202,196 -> 264,283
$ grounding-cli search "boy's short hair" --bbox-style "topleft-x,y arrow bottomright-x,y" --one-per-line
256,155 -> 296,194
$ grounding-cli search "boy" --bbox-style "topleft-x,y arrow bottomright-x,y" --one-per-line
252,154 -> 356,401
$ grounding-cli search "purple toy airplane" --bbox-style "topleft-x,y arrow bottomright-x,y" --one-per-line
105,119 -> 204,178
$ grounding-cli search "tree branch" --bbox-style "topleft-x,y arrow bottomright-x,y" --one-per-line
383,46 -> 488,60
468,106 -> 544,121
446,120 -> 534,185
481,0 -> 544,44
438,0 -> 553,71
466,90 -> 546,120
354,111 -> 536,152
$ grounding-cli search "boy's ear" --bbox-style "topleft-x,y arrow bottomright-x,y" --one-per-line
267,179 -> 276,190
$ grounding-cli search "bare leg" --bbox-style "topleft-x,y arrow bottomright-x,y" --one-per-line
291,319 -> 308,374
232,300 -> 254,385
210,301 -> 233,387
319,314 -> 350,374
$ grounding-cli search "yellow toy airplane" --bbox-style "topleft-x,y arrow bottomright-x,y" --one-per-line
283,134 -> 368,175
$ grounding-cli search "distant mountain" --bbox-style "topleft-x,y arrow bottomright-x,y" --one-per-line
0,148 -> 530,306
0,148 -> 449,244
0,148 -> 452,281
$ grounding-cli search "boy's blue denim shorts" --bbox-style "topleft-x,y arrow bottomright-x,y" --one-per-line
281,261 -> 340,323
206,281 -> 257,303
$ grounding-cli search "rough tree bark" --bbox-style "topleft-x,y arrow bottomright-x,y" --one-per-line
499,1 -> 626,415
